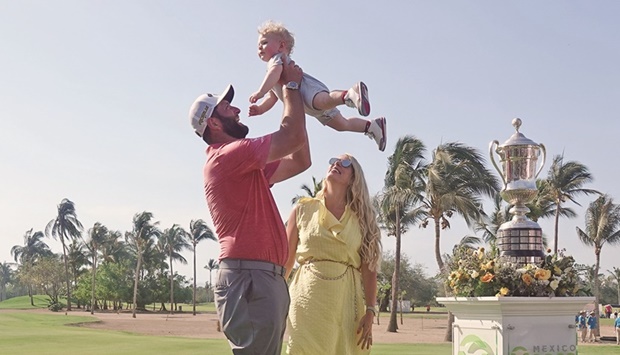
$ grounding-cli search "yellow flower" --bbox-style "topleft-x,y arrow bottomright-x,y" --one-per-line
522,273 -> 533,285
496,287 -> 509,297
481,260 -> 495,271
480,273 -> 494,283
534,269 -> 551,281
470,270 -> 479,279
477,247 -> 485,259
549,279 -> 560,291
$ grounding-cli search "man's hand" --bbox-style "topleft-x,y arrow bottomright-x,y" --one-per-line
278,57 -> 302,86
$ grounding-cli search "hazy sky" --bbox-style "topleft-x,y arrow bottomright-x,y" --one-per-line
1,1 -> 619,285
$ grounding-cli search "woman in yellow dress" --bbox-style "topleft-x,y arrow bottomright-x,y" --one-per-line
284,154 -> 382,354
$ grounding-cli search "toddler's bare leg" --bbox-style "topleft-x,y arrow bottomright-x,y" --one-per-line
313,91 -> 345,111
325,112 -> 367,133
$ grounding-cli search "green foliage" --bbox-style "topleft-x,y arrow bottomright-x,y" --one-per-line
379,251 -> 438,306
47,300 -> 63,312
20,256 -> 67,304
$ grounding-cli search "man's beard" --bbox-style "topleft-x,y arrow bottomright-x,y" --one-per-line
218,113 -> 249,139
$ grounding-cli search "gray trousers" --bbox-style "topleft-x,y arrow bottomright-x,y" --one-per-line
214,259 -> 290,355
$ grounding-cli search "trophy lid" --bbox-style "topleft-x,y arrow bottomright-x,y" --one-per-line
500,118 -> 539,147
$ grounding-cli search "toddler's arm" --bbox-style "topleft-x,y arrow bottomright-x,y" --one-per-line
249,64 -> 283,103
249,90 -> 278,116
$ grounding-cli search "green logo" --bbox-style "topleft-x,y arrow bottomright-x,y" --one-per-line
510,346 -> 529,355
458,335 -> 495,355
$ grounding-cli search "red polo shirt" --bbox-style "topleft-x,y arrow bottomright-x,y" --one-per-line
203,134 -> 287,266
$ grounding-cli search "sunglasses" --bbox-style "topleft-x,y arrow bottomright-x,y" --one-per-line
329,157 -> 352,168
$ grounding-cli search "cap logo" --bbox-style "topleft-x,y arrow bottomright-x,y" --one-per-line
198,106 -> 209,125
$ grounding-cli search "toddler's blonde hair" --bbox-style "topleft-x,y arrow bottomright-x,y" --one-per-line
258,20 -> 295,55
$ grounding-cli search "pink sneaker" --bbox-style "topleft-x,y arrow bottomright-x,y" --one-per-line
344,82 -> 370,117
366,117 -> 387,151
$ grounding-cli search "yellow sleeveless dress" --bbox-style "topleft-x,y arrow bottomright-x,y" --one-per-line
286,197 -> 369,355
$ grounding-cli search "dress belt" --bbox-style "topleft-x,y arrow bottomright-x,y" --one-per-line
302,259 -> 362,321
219,258 -> 286,277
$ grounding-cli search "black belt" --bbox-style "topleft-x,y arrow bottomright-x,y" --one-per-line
219,259 -> 286,277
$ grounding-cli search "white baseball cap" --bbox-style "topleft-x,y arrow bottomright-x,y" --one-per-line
188,84 -> 235,137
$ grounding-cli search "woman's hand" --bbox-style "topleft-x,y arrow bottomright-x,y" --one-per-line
356,310 -> 374,350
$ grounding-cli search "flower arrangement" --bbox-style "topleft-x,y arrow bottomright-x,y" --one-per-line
445,246 -> 589,297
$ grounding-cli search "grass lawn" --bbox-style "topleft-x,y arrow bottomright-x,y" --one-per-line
1,297 -> 619,354
0,295 -> 51,309
0,311 -> 618,354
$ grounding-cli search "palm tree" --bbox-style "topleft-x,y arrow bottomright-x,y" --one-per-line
204,258 -> 219,302
421,142 -> 499,342
67,239 -> 89,308
100,230 -> 125,264
376,135 -> 426,333
546,154 -> 599,254
11,229 -> 53,305
160,224 -> 191,314
607,267 -> 620,304
127,211 -> 160,318
46,198 -> 83,311
291,176 -> 323,205
422,142 -> 499,273
0,262 -> 15,301
86,222 -> 109,314
576,195 -> 620,337
190,219 -> 216,315
470,194 -> 507,254
526,179 -> 557,222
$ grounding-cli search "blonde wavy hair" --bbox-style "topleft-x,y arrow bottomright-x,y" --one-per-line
318,154 -> 382,271
257,20 -> 295,55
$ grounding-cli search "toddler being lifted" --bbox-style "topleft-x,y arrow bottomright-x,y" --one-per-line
249,20 -> 387,151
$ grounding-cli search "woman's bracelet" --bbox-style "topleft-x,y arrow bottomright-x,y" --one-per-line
366,306 -> 377,316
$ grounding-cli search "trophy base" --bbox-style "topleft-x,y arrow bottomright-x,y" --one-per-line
497,224 -> 545,265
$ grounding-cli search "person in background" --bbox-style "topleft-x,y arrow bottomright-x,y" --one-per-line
614,314 -> 620,345
587,311 -> 597,343
605,304 -> 613,319
284,154 -> 382,354
578,310 -> 587,342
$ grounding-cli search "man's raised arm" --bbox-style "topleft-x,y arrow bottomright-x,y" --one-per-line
267,59 -> 306,163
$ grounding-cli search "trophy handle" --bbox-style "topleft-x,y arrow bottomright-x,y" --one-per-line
535,143 -> 547,178
489,140 -> 506,186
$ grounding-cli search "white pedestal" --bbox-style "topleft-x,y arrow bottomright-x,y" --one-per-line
436,296 -> 594,355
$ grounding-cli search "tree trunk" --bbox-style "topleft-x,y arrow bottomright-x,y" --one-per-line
594,249 -> 601,337
193,244 -> 197,316
61,235 -> 72,311
90,253 -> 97,315
553,204 -> 561,254
209,271 -> 213,303
169,254 -> 174,315
434,218 -> 444,272
435,218 -> 453,341
132,251 -> 142,319
387,207 -> 401,332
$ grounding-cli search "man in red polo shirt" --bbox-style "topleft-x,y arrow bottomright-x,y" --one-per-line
188,59 -> 308,354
